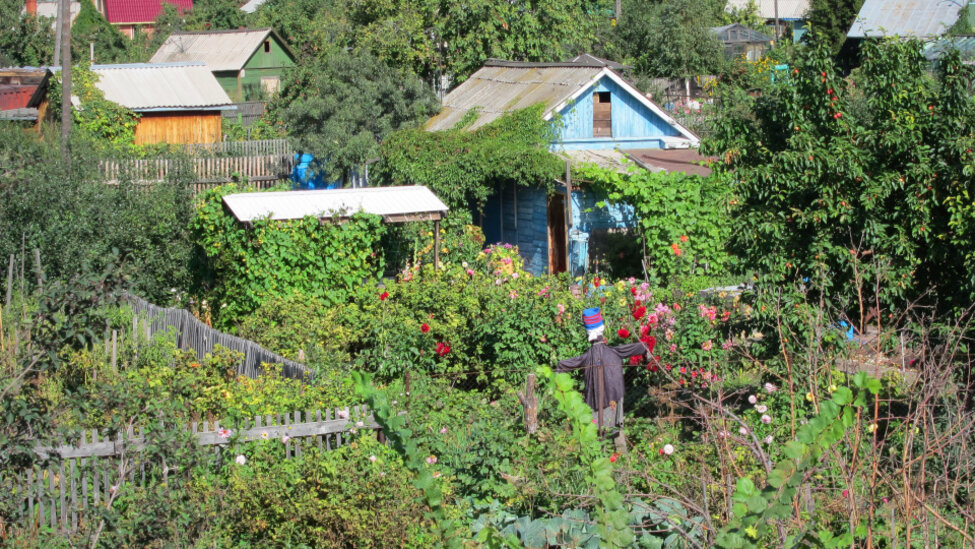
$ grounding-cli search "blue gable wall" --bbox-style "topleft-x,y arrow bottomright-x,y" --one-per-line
556,76 -> 681,151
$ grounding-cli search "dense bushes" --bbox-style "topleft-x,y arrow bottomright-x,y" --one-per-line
704,38 -> 975,316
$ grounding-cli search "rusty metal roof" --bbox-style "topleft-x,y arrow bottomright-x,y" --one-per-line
222,186 -> 449,224
726,0 -> 810,20
848,0 -> 964,38
150,28 -> 292,72
625,149 -> 713,177
90,63 -> 233,111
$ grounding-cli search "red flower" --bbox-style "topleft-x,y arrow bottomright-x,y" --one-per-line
421,323 -> 430,333
618,328 -> 630,339
629,355 -> 642,365
671,243 -> 682,256
632,306 -> 646,321
640,325 -> 650,337
680,235 -> 688,242
641,334 -> 656,354
593,277 -> 601,288
721,311 -> 731,322
435,342 -> 451,356
648,364 -> 658,372
630,286 -> 637,296
379,291 -> 389,301
609,453 -> 618,463
679,366 -> 687,374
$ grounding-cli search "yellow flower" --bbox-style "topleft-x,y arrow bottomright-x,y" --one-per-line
828,384 -> 837,393
806,392 -> 815,402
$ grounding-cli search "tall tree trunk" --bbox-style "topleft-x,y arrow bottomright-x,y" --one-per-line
59,0 -> 71,165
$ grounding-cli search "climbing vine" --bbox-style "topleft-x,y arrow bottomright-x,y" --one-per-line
191,185 -> 386,328
377,104 -> 564,210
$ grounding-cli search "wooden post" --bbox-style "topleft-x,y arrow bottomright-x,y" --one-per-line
5,254 -> 13,306
517,374 -> 538,434
433,218 -> 441,271
596,359 -> 605,436
59,0 -> 72,164
34,249 -> 42,292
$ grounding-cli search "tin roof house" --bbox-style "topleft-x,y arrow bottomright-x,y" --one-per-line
848,0 -> 967,39
426,58 -> 709,276
86,62 -> 234,144
103,0 -> 193,38
151,28 -> 295,103
726,0 -> 810,42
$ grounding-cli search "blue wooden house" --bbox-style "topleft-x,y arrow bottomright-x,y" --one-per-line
425,57 -> 706,276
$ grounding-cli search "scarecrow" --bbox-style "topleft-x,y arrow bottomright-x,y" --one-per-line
556,307 -> 653,440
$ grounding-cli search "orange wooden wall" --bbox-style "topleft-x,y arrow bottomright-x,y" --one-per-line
133,111 -> 222,145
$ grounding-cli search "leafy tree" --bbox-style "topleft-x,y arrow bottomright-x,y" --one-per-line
71,0 -> 131,63
272,48 -> 440,181
0,0 -> 55,66
702,39 -> 975,316
805,0 -> 865,55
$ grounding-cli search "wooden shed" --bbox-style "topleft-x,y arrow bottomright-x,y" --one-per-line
151,28 -> 295,103
89,62 -> 234,145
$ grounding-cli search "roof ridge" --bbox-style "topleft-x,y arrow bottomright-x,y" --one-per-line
169,27 -> 272,36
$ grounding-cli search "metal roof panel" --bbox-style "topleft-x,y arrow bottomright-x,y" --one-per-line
222,186 -> 450,223
90,63 -> 233,111
726,0 -> 810,20
848,0 -> 963,38
150,28 -> 277,71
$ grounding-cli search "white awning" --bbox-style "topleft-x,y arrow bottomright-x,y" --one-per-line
222,186 -> 449,225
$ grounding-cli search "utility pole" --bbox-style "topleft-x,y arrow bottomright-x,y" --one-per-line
615,0 -> 621,23
59,0 -> 71,164
773,0 -> 780,39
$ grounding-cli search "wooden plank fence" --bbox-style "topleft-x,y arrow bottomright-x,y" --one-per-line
18,406 -> 379,534
123,293 -> 308,381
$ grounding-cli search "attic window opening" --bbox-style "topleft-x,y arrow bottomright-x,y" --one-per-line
263,40 -> 271,53
593,91 -> 612,138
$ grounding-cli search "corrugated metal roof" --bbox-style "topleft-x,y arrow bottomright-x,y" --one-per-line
104,0 -> 192,24
426,64 -> 604,131
150,28 -> 284,72
562,149 -> 632,173
626,149 -> 713,177
240,0 -> 269,14
90,63 -> 233,111
726,0 -> 809,20
848,0 -> 963,38
222,186 -> 450,224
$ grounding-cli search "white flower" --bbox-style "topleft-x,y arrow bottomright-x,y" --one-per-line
718,430 -> 731,438
663,444 -> 675,455
748,394 -> 758,405
764,383 -> 777,393
355,421 -> 365,428
337,410 -> 349,419
235,455 -> 246,465
217,428 -> 232,439
369,455 -> 377,462
755,404 -> 768,413
761,414 -> 772,424
764,435 -> 774,445
739,426 -> 749,436
281,435 -> 291,443
349,428 -> 357,434
260,431 -> 269,439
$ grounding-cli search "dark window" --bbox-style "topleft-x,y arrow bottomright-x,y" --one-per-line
264,40 -> 271,53
593,91 -> 612,137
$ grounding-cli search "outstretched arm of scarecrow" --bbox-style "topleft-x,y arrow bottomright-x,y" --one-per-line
612,336 -> 657,365
556,352 -> 588,373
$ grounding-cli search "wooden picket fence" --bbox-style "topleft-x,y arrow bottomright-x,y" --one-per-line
18,406 -> 379,534
98,139 -> 295,193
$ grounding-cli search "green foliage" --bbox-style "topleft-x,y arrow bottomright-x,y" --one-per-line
715,372 -> 883,548
0,0 -> 54,66
703,38 -> 975,316
71,0 -> 131,63
271,48 -> 440,181
49,64 -> 140,149
0,132 -> 195,303
353,371 -> 463,548
191,184 -> 387,328
577,163 -> 735,282
805,0 -> 866,55
378,105 -> 563,210
541,366 -> 633,548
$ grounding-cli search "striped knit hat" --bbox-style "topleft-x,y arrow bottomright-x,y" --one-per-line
583,307 -> 605,342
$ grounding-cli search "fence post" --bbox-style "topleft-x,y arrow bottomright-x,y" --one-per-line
517,374 -> 538,435
33,249 -> 42,291
5,254 -> 13,306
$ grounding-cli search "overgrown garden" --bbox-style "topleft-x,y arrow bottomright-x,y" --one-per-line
2,27 -> 975,549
